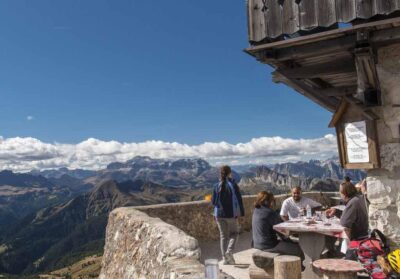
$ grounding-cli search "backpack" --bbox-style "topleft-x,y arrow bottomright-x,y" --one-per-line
347,229 -> 390,279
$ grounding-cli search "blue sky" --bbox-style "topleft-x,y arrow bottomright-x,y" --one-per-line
0,1 -> 340,171
0,0 -> 333,145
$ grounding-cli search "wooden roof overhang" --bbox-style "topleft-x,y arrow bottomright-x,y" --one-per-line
245,17 -> 400,112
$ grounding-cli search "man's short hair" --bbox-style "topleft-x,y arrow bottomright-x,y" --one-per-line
344,176 -> 351,182
292,186 -> 302,192
340,181 -> 357,198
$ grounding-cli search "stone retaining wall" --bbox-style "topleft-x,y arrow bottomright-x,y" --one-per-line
134,192 -> 335,241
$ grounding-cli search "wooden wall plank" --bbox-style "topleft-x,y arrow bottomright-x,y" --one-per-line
318,0 -> 337,27
266,0 -> 283,38
248,0 -> 268,42
373,0 -> 394,14
394,0 -> 400,10
282,0 -> 300,35
335,0 -> 356,22
299,0 -> 318,29
356,0 -> 373,19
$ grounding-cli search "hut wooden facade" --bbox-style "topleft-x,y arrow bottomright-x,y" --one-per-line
245,0 -> 400,254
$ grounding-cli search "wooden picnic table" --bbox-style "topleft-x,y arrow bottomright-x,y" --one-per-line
274,217 -> 346,279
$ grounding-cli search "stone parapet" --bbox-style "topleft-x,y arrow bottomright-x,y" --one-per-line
131,192 -> 334,241
99,208 -> 204,279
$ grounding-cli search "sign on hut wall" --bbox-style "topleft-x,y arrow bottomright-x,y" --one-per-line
344,121 -> 370,163
329,100 -> 380,169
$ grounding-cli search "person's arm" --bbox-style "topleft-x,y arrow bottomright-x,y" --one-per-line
211,184 -> 218,206
309,198 -> 322,210
326,207 -> 343,218
280,200 -> 289,221
325,208 -> 336,218
234,183 -> 245,217
340,203 -> 356,239
272,211 -> 283,225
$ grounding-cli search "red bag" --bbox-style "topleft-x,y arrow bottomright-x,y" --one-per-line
348,229 -> 389,279
350,229 -> 388,261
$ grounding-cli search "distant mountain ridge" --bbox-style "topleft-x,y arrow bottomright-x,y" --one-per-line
30,167 -> 96,180
271,158 -> 365,181
85,156 -> 232,189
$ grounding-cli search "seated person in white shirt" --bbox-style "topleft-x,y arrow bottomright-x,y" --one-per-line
280,186 -> 322,221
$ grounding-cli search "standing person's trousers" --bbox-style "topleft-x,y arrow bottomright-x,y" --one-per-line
215,217 -> 239,258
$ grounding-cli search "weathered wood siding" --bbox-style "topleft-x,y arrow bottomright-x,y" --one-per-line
248,0 -> 400,42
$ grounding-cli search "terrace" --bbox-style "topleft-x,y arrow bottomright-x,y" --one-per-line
99,192 -> 338,278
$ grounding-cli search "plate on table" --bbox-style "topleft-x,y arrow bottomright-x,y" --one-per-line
303,220 -> 317,225
287,219 -> 302,223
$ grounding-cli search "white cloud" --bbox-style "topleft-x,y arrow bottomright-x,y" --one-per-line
26,116 -> 34,121
0,135 -> 338,172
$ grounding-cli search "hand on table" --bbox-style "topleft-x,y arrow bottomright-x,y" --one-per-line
325,208 -> 337,218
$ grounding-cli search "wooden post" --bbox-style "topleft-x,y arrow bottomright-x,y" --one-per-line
273,255 -> 301,279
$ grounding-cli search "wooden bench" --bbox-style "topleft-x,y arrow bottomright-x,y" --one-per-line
312,259 -> 364,279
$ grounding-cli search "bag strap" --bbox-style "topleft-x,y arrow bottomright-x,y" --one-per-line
370,229 -> 389,251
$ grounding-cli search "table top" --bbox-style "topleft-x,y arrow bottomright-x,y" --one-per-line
312,259 -> 364,273
273,217 -> 345,238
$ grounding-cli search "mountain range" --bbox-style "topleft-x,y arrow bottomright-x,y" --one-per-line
0,156 -> 365,276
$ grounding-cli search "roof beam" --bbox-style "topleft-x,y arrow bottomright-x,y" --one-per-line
273,72 -> 339,112
277,60 -> 356,79
322,86 -> 358,96
245,25 -> 400,63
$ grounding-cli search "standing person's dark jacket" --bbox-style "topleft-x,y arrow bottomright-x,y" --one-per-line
212,179 -> 245,218
252,206 -> 282,250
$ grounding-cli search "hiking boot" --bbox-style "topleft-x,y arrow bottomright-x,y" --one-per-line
225,253 -> 236,265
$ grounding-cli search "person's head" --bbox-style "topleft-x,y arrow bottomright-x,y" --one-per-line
344,176 -> 351,183
291,186 -> 302,201
219,165 -> 232,182
339,181 -> 357,202
254,191 -> 275,209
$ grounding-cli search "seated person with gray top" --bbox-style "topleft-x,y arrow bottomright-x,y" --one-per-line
280,186 -> 322,221
326,181 -> 369,241
252,191 -> 304,259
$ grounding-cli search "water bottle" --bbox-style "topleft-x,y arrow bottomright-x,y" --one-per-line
306,204 -> 312,218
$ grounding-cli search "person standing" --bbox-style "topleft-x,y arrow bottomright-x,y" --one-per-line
212,165 -> 245,265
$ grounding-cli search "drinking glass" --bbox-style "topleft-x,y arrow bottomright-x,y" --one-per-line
298,206 -> 305,218
205,259 -> 219,279
321,211 -> 327,223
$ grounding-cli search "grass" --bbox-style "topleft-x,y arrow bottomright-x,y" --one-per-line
39,255 -> 102,279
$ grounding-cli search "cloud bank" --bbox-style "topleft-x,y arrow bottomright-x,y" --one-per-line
0,135 -> 338,172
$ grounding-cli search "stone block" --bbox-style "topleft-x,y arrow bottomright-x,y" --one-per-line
380,144 -> 400,172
